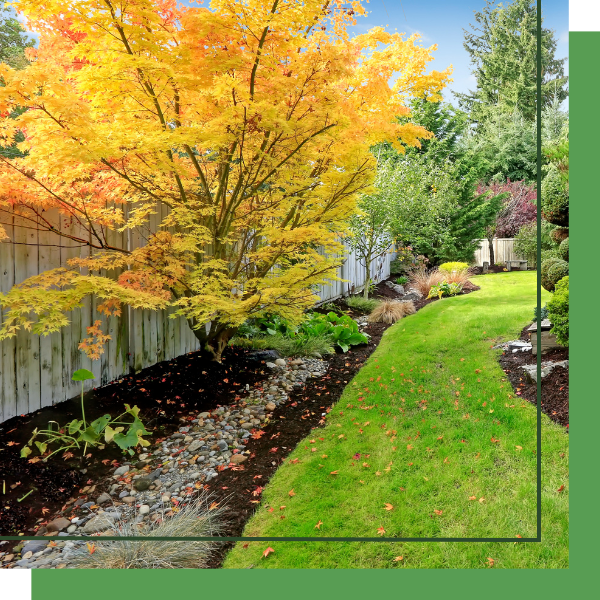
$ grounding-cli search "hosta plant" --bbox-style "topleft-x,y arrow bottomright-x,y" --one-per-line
21,369 -> 151,461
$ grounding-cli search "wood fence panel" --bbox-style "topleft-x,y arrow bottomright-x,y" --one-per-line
473,238 -> 520,266
1,222 -> 394,422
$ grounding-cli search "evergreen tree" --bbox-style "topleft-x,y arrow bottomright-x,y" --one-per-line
456,0 -> 567,123
0,4 -> 35,70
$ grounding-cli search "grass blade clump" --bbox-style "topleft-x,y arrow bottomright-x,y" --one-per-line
345,296 -> 380,313
68,493 -> 227,569
367,300 -> 415,323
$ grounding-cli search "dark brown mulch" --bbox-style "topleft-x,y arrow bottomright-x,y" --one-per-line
497,324 -> 569,429
471,265 -> 535,275
0,274 -> 480,558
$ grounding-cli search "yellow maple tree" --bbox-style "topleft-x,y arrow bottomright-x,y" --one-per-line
0,0 -> 450,360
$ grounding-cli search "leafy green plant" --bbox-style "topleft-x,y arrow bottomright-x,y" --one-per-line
558,237 -> 569,261
21,369 -> 151,461
395,276 -> 408,285
345,296 -> 380,313
548,276 -> 569,346
427,281 -> 463,299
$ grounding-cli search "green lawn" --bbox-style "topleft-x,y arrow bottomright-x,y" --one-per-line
223,272 -> 568,569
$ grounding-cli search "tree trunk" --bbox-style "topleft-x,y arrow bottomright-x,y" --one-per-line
363,260 -> 371,299
488,237 -> 495,268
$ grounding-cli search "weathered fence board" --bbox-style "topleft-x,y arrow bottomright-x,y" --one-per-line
473,238 -> 520,267
0,207 -> 394,422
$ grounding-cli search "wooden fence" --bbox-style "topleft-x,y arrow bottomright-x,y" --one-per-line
473,238 -> 519,266
0,212 -> 393,423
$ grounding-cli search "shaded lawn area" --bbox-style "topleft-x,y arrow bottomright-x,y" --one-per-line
223,272 -> 569,568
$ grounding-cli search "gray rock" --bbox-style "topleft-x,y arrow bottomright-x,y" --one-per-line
66,525 -> 78,534
133,477 -> 153,492
81,513 -> 118,534
96,492 -> 111,504
114,465 -> 130,477
274,358 -> 286,367
187,440 -> 203,453
46,517 -> 71,532
22,541 -> 48,555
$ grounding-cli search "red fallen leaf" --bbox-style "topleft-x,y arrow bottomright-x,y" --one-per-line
251,430 -> 266,440
269,447 -> 279,453
353,453 -> 361,460
209,502 -> 219,510
252,487 -> 263,496
223,378 -> 229,383
460,358 -> 465,361
393,556 -> 404,562
86,543 -> 96,555
516,534 -> 522,538
41,507 -> 49,515
267,508 -> 274,513
557,485 -> 565,492
262,547 -> 275,558
6,441 -> 19,446
315,520 -> 323,529
330,470 -> 339,475
487,557 -> 495,568
490,437 -> 500,443
384,503 -> 394,511
139,388 -> 146,392
433,509 -> 443,515
377,526 -> 386,536
243,543 -> 249,549
289,489 -> 296,497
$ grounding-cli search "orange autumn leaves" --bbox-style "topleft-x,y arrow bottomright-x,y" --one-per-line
0,0 -> 451,358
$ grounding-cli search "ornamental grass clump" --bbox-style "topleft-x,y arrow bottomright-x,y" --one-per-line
368,300 -> 415,324
408,267 -> 445,297
68,493 -> 227,569
345,296 -> 380,313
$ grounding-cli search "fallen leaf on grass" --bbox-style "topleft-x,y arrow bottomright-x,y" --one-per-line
433,509 -> 443,515
487,557 -> 495,568
393,556 -> 404,562
377,526 -> 386,536
330,470 -> 339,475
288,489 -> 296,497
469,496 -> 477,501
384,503 -> 394,511
557,485 -> 565,492
262,547 -> 275,558
478,497 -> 485,503
515,446 -> 523,451
315,520 -> 323,529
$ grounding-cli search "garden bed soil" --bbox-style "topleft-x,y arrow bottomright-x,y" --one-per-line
0,274 -> 480,561
471,264 -> 535,275
498,324 -> 569,428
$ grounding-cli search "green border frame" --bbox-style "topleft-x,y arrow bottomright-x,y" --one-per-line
23,7 -> 596,595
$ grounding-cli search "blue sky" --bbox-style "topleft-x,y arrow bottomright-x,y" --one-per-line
13,0 -> 569,107
346,0 -> 569,106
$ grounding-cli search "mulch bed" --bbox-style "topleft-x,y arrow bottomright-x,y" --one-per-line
497,324 -> 569,429
471,265 -> 535,275
0,275 -> 480,561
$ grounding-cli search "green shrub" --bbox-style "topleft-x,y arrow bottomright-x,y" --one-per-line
559,237 -> 569,261
541,257 -> 562,291
547,261 -> 569,292
438,262 -> 469,274
395,276 -> 408,285
541,164 -> 569,226
345,296 -> 380,313
533,303 -> 548,323
427,281 -> 463,299
541,248 -> 561,265
547,276 -> 569,346
514,221 -> 559,268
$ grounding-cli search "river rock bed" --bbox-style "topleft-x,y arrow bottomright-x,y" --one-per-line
0,356 -> 327,569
